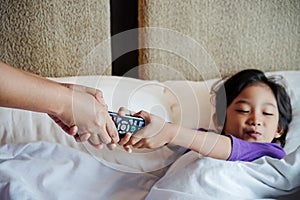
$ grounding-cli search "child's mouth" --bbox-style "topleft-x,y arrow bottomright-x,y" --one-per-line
246,131 -> 262,138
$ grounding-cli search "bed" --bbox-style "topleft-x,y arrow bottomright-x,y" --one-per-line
1,70 -> 300,200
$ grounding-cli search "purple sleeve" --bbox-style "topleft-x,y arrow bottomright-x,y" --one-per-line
227,135 -> 286,162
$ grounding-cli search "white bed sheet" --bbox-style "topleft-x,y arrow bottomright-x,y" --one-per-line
145,147 -> 300,200
0,141 -> 159,200
1,71 -> 300,199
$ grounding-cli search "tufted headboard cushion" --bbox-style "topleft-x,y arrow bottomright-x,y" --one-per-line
0,0 -> 111,77
138,0 -> 300,81
2,1 -> 299,80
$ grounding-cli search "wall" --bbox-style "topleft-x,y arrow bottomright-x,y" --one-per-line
139,0 -> 300,81
0,0 -> 111,77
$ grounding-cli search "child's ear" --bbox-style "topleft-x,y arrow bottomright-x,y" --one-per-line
274,126 -> 284,138
213,113 -> 223,131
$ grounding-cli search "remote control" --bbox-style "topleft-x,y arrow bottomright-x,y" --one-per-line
109,111 -> 145,138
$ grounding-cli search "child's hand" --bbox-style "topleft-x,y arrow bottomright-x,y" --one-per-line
117,107 -> 175,153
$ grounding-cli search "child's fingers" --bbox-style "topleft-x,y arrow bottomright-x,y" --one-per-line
117,107 -> 132,116
123,145 -> 132,153
132,110 -> 151,123
118,133 -> 132,145
132,140 -> 145,148
125,132 -> 146,147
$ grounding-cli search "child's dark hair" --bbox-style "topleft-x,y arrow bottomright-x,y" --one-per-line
211,69 -> 292,147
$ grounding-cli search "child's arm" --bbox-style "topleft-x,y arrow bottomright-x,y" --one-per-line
118,109 -> 232,160
168,124 -> 232,160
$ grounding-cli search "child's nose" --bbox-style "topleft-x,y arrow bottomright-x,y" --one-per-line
248,113 -> 262,126
250,120 -> 261,126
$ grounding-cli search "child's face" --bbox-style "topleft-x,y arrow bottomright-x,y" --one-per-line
224,83 -> 282,143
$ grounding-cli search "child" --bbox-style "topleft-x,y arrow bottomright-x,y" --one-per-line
118,69 -> 292,161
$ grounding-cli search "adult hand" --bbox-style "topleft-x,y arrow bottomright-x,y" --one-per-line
49,83 -> 119,149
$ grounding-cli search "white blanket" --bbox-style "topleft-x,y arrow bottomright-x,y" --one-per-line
145,147 -> 300,200
0,141 -> 159,200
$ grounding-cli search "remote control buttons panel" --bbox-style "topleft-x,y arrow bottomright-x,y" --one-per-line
109,112 -> 145,137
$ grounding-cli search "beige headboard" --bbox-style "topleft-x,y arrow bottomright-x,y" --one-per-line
0,0 -> 111,77
138,0 -> 300,81
1,1 -> 299,80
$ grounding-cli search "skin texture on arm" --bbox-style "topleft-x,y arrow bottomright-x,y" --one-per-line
168,124 -> 232,160
0,61 -> 119,148
118,108 -> 232,160
0,61 -> 70,115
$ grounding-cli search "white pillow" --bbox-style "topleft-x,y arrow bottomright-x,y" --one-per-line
265,71 -> 300,154
163,78 -> 217,129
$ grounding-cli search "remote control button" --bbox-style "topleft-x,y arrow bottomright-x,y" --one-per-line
126,124 -> 130,132
120,124 -> 127,131
130,126 -> 136,133
129,119 -> 133,125
138,121 -> 145,127
116,117 -> 122,123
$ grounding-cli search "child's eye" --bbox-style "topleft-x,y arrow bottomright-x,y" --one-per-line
236,109 -> 249,113
263,112 -> 274,116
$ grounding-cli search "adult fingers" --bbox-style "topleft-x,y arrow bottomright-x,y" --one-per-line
88,134 -> 104,149
74,133 -> 91,142
106,143 -> 117,150
105,115 -> 119,143
69,125 -> 78,136
48,114 -> 73,135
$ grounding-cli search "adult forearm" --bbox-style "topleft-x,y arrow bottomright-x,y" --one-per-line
0,61 -> 70,116
0,61 -> 119,147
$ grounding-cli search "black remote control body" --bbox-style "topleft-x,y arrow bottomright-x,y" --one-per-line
109,111 -> 145,138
